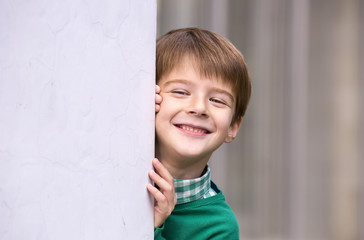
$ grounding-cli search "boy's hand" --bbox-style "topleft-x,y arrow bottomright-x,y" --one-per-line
155,85 -> 162,113
147,158 -> 176,228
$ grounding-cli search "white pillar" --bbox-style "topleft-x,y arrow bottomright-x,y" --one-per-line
0,0 -> 155,239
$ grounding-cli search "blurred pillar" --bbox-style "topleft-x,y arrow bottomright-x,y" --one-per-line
360,2 -> 364,239
288,0 -> 309,239
0,0 -> 155,239
330,0 -> 360,239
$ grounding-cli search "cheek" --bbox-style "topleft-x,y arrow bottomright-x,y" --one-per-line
158,96 -> 182,115
155,98 -> 177,127
215,113 -> 234,131
157,101 -> 173,119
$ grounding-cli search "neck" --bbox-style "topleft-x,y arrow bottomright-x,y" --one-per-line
162,160 -> 207,179
156,150 -> 210,179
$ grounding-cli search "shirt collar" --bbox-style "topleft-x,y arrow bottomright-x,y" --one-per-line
174,166 -> 211,204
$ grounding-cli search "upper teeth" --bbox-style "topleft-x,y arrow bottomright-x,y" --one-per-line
181,125 -> 206,133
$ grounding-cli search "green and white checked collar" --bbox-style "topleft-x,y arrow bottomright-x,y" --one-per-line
174,166 -> 216,205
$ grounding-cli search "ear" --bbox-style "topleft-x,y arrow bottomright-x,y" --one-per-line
224,117 -> 242,143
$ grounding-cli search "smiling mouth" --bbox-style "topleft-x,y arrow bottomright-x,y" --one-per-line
174,124 -> 210,135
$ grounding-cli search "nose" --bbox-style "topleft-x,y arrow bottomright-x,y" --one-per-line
186,95 -> 208,118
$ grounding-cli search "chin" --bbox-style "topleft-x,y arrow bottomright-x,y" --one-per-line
173,146 -> 214,162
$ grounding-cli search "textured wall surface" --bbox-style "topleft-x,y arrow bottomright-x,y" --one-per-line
0,0 -> 155,239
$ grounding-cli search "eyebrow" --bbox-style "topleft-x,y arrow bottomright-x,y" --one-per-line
163,79 -> 234,103
212,87 -> 234,103
162,79 -> 191,87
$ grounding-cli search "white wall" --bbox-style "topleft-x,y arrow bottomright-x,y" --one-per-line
0,0 -> 155,239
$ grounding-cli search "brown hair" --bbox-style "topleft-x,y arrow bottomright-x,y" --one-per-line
156,27 -> 251,123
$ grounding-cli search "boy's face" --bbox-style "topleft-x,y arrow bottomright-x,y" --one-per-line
155,56 -> 241,166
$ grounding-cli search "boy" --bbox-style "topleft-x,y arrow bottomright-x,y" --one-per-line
148,27 -> 251,239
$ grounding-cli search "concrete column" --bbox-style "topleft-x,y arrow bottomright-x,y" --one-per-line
0,0 -> 155,239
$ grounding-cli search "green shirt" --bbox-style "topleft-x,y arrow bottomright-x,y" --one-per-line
155,167 -> 239,239
155,182 -> 239,240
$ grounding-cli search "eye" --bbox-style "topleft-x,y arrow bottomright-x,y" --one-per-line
172,90 -> 189,96
209,98 -> 226,105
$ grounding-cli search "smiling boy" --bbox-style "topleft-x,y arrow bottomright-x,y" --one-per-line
148,28 -> 251,239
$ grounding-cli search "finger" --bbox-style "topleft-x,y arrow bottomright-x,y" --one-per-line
147,183 -> 173,227
155,104 -> 161,113
147,183 -> 168,206
155,93 -> 162,104
152,158 -> 174,184
148,170 -> 174,195
155,85 -> 161,94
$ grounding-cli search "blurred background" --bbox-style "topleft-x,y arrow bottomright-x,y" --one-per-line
157,0 -> 363,239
